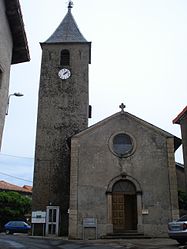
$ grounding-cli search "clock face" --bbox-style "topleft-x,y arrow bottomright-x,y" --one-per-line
58,68 -> 71,80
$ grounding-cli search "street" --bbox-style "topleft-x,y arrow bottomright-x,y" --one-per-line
0,234 -> 184,249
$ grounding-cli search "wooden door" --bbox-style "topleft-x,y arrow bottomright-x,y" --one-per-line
112,193 -> 137,232
112,193 -> 125,232
124,195 -> 137,230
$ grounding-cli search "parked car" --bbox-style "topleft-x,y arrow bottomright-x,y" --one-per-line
4,221 -> 31,235
168,215 -> 187,244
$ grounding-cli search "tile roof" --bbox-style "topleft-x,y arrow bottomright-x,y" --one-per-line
0,180 -> 32,194
173,106 -> 187,124
23,185 -> 32,191
45,6 -> 87,43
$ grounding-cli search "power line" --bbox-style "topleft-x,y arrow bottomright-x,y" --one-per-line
0,153 -> 34,160
0,171 -> 32,183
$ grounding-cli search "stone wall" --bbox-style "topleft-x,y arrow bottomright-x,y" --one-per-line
32,42 -> 90,236
180,115 -> 187,189
176,164 -> 185,192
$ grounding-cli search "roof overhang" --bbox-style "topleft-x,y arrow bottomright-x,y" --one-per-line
176,162 -> 184,169
73,111 -> 182,152
173,106 -> 187,125
4,0 -> 30,64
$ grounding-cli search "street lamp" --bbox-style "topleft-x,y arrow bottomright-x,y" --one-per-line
6,92 -> 24,115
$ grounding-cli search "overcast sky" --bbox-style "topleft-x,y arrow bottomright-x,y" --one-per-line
0,0 -> 186,186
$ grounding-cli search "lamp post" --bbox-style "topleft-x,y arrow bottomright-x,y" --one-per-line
6,92 -> 24,115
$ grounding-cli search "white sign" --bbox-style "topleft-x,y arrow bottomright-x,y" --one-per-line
32,211 -> 46,223
83,218 -> 97,227
142,209 -> 149,215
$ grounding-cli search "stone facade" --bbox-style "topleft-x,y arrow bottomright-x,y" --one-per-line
69,112 -> 180,239
0,0 -> 29,149
176,163 -> 186,192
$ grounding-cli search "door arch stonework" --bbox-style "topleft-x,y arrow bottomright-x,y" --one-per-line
106,174 -> 143,234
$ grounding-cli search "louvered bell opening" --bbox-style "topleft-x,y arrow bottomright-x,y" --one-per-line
60,49 -> 70,66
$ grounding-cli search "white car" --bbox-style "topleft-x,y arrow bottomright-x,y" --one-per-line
168,215 -> 187,245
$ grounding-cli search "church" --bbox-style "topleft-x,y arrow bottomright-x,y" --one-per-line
32,2 -> 181,239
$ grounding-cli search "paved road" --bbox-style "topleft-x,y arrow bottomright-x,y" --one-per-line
0,234 -> 184,249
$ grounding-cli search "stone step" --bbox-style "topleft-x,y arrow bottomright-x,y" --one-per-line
102,232 -> 151,239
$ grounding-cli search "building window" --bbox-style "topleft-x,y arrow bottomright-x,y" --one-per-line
112,180 -> 136,194
109,132 -> 135,158
60,49 -> 70,66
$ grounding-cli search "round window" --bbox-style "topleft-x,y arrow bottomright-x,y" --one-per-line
112,133 -> 133,157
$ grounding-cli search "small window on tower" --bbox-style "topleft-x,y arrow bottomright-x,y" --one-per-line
60,49 -> 70,66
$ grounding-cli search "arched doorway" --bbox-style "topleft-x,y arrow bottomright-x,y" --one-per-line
112,180 -> 137,233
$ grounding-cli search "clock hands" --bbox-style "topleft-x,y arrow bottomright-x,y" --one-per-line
63,71 -> 68,75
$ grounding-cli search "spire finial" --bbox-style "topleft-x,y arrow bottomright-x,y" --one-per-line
68,1 -> 73,10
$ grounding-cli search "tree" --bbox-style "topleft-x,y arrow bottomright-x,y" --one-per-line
0,191 -> 31,231
178,189 -> 187,211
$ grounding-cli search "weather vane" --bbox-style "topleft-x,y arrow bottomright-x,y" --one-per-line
68,0 -> 74,9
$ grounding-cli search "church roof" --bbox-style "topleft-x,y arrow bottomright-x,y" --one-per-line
74,110 -> 181,151
45,3 -> 87,43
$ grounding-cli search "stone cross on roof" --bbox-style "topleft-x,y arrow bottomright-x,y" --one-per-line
119,103 -> 126,112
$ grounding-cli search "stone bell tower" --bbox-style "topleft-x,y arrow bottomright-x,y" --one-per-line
32,2 -> 91,236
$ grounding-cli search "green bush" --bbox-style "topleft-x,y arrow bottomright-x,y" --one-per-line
178,189 -> 187,210
0,191 -> 31,231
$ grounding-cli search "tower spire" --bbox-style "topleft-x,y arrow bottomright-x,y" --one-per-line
45,0 -> 87,43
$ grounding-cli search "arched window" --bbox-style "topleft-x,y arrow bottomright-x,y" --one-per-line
60,49 -> 70,66
112,180 -> 136,194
